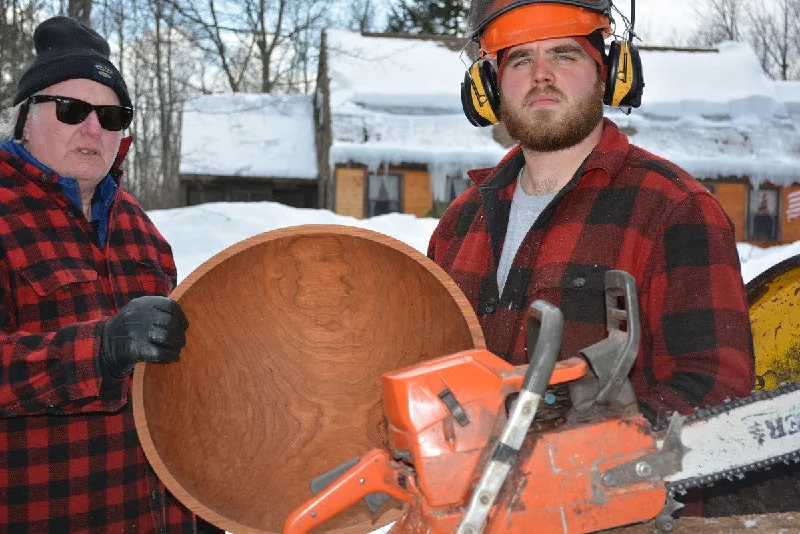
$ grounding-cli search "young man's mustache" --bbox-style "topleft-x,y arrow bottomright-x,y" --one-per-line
523,86 -> 567,105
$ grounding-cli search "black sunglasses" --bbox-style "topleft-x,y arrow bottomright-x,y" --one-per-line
27,95 -> 133,131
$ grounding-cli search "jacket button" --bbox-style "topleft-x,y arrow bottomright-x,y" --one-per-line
482,301 -> 496,314
39,172 -> 48,182
572,277 -> 587,288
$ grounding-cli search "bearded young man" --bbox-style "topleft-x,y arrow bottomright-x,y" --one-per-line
428,0 -> 754,424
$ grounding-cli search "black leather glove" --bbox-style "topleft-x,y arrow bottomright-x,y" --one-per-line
100,295 -> 189,378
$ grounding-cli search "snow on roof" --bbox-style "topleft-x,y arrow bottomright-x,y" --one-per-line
773,79 -> 800,133
324,31 -> 800,193
325,30 -> 466,111
180,93 -> 317,180
325,29 -> 505,199
774,80 -> 800,104
616,43 -> 800,187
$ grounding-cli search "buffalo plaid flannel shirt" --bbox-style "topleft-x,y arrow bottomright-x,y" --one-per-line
428,119 -> 754,421
0,144 -> 195,533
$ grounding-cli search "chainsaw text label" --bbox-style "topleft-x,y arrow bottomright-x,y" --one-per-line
747,410 -> 800,446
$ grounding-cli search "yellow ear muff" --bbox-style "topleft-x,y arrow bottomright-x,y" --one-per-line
610,41 -> 633,106
469,62 -> 498,124
461,60 -> 500,127
605,40 -> 644,108
609,42 -> 633,106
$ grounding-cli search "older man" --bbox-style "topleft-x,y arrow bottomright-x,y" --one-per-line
0,16 -> 193,532
429,0 -> 754,422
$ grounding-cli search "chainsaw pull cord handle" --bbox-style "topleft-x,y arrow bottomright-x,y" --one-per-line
282,449 -> 414,534
457,300 -> 563,534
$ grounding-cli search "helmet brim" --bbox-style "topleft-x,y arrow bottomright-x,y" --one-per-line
477,3 -> 612,57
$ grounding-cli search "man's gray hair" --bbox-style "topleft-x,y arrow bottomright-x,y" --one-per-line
0,103 -> 22,141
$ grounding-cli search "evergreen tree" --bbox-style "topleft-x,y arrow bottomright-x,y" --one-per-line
386,0 -> 469,36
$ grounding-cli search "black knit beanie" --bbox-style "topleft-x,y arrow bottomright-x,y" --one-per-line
13,16 -> 131,109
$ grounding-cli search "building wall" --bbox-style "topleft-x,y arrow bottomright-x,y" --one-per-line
335,168 -> 365,218
709,180 -> 800,246
332,167 -> 800,246
403,170 -> 433,217
334,166 -> 433,219
713,182 -> 747,241
180,175 -> 317,209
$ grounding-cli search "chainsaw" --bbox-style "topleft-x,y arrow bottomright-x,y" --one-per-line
282,270 -> 800,534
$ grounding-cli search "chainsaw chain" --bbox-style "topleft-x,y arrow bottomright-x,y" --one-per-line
665,381 -> 800,496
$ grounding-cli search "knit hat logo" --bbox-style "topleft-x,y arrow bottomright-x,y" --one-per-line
94,63 -> 114,80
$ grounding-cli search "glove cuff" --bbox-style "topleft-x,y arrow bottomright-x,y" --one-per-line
99,322 -> 135,378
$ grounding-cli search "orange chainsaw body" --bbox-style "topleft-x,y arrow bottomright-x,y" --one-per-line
283,348 -> 666,534
388,414 -> 665,534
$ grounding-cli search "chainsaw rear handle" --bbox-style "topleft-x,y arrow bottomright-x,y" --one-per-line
570,270 -> 641,417
524,299 -> 565,394
282,449 -> 413,534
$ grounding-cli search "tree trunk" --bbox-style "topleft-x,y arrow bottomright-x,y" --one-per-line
68,0 -> 92,24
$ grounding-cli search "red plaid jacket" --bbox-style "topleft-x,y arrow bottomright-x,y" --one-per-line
428,119 -> 754,421
0,140 -> 195,532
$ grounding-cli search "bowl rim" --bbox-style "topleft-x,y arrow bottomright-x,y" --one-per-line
132,224 -> 485,533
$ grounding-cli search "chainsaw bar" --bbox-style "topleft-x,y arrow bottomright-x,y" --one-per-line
664,381 -> 800,496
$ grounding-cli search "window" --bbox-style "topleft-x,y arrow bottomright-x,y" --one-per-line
748,188 -> 779,241
446,174 -> 470,202
701,182 -> 716,195
366,173 -> 401,217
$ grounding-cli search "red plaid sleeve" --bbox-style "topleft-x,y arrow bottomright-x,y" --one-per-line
0,315 -> 116,418
0,237 -> 120,418
633,188 -> 754,419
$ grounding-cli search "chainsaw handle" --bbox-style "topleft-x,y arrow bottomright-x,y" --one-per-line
524,300 -> 564,394
282,449 -> 413,534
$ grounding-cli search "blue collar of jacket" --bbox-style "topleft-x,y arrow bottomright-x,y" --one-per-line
0,139 -> 118,245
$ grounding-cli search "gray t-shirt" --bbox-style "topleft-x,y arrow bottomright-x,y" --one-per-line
497,177 -> 557,295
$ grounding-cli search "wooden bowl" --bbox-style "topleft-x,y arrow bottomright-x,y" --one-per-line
132,225 -> 484,533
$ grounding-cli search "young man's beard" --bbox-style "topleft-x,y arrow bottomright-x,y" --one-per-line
500,80 -> 605,152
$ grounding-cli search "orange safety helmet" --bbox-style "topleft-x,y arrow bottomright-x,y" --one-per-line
469,0 -> 613,57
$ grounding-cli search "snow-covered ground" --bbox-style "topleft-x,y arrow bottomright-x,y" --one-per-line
150,200 -> 800,286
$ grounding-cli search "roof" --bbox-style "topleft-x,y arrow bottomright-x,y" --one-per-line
614,42 -> 800,187
179,93 -> 318,180
325,29 -> 506,199
324,30 -> 800,192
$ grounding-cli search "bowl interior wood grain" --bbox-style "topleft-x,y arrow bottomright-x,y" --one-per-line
133,225 -> 484,533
